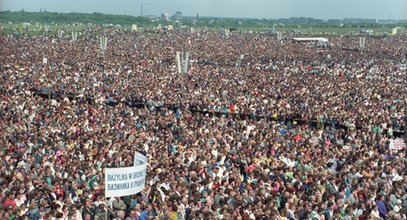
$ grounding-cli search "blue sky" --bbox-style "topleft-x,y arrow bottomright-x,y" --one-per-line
1,0 -> 406,19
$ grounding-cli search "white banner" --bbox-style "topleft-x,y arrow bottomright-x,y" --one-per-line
105,152 -> 147,198
389,138 -> 406,151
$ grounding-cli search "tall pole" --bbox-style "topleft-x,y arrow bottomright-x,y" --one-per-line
100,36 -> 108,55
72,31 -> 78,41
183,51 -> 190,74
141,4 -> 143,17
176,52 -> 181,74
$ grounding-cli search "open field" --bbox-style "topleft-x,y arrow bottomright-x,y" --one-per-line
1,22 -> 398,36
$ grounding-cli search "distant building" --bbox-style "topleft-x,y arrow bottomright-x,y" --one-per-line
146,15 -> 158,20
327,19 -> 342,25
289,17 -> 307,24
283,17 -> 325,24
276,18 -> 290,24
173,11 -> 183,21
377,19 -> 396,24
161,13 -> 169,21
313,19 -> 324,24
343,18 -> 377,24
306,17 -> 324,24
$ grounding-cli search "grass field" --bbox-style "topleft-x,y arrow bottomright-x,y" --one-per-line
0,22 -> 398,36
0,22 -> 129,36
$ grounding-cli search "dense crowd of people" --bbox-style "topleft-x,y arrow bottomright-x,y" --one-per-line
1,28 -> 406,220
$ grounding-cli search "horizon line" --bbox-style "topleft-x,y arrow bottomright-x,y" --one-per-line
2,9 -> 407,21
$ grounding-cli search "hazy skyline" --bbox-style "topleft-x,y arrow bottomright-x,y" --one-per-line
1,0 -> 406,20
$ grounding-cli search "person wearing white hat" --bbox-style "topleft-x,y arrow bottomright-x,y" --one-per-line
393,199 -> 402,213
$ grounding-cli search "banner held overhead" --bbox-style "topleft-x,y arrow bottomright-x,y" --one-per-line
105,152 -> 147,198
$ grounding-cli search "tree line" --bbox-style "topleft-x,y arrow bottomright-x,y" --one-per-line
0,11 -> 151,26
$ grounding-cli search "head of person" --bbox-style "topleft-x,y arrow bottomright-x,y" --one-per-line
116,210 -> 125,220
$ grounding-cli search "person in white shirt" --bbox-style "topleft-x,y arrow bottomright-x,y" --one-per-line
178,198 -> 189,220
15,192 -> 27,207
393,199 -> 402,214
370,205 -> 381,219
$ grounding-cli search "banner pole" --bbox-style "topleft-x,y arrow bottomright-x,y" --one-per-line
105,201 -> 108,220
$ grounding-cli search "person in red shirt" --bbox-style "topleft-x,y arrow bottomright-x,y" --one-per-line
212,176 -> 221,191
229,103 -> 236,113
3,193 -> 16,210
54,182 -> 65,198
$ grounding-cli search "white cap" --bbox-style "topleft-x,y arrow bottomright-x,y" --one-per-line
396,199 -> 402,204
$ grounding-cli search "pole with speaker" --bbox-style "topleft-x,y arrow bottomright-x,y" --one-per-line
175,51 -> 190,74
359,37 -> 366,49
277,32 -> 283,41
57,30 -> 64,38
71,31 -> 78,41
99,36 -> 108,55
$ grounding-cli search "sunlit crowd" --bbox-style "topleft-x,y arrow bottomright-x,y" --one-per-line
1,28 -> 406,219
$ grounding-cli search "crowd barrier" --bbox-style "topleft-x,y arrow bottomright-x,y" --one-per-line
24,87 -> 406,138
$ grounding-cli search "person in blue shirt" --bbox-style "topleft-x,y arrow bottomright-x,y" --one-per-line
139,204 -> 153,220
375,195 -> 388,219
